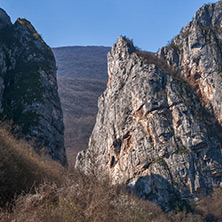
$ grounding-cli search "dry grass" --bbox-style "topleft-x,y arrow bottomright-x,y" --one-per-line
0,166 -> 213,222
135,50 -> 181,79
0,133 -> 220,222
0,123 -> 64,207
0,168 -> 166,222
194,187 -> 222,222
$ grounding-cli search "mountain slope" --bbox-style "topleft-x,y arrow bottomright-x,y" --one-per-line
57,77 -> 106,163
53,46 -> 109,163
53,46 -> 110,80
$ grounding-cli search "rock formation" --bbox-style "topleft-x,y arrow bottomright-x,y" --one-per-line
76,1 -> 222,210
158,1 -> 222,126
0,9 -> 67,165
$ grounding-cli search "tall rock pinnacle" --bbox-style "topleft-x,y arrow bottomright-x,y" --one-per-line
76,1 -> 222,210
0,9 -> 67,165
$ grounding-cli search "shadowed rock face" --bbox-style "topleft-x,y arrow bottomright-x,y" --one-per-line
0,10 -> 66,165
76,1 -> 222,210
0,9 -> 11,29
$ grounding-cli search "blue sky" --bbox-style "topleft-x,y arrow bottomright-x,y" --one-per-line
0,0 -> 218,52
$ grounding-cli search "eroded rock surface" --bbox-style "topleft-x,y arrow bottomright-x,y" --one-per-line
158,1 -> 222,126
76,1 -> 222,210
0,10 -> 66,164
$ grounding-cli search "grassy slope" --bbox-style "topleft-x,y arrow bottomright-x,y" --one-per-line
0,123 -> 63,207
0,123 -> 221,221
1,163 -> 221,221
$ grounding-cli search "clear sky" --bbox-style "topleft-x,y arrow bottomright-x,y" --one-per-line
0,0 -> 219,52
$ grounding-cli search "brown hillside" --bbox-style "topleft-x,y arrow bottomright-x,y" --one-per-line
57,77 -> 106,164
0,123 -> 63,207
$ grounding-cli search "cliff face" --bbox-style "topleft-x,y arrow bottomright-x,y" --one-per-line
76,1 -> 222,210
0,9 -> 66,165
158,1 -> 222,127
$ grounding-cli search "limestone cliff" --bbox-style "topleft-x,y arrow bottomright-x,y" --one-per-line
0,9 -> 67,165
158,1 -> 222,127
76,1 -> 222,210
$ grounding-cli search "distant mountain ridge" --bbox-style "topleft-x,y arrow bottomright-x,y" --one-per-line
53,46 -> 110,80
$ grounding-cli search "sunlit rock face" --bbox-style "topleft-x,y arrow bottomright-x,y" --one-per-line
0,9 -> 67,165
158,1 -> 222,126
76,1 -> 222,210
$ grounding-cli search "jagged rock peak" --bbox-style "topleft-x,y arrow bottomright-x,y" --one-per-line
0,8 -> 11,29
193,0 -> 222,27
76,1 -> 222,210
111,36 -> 136,55
158,0 -> 222,127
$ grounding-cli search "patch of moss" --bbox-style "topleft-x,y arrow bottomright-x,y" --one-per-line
171,180 -> 179,187
153,157 -> 164,165
0,37 -> 52,135
175,135 -> 180,141
177,147 -> 189,155
1,64 -> 44,134
17,18 -> 46,45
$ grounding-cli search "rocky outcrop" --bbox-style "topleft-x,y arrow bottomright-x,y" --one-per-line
0,9 -> 66,164
76,1 -> 222,210
158,1 -> 222,126
0,9 -> 11,29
